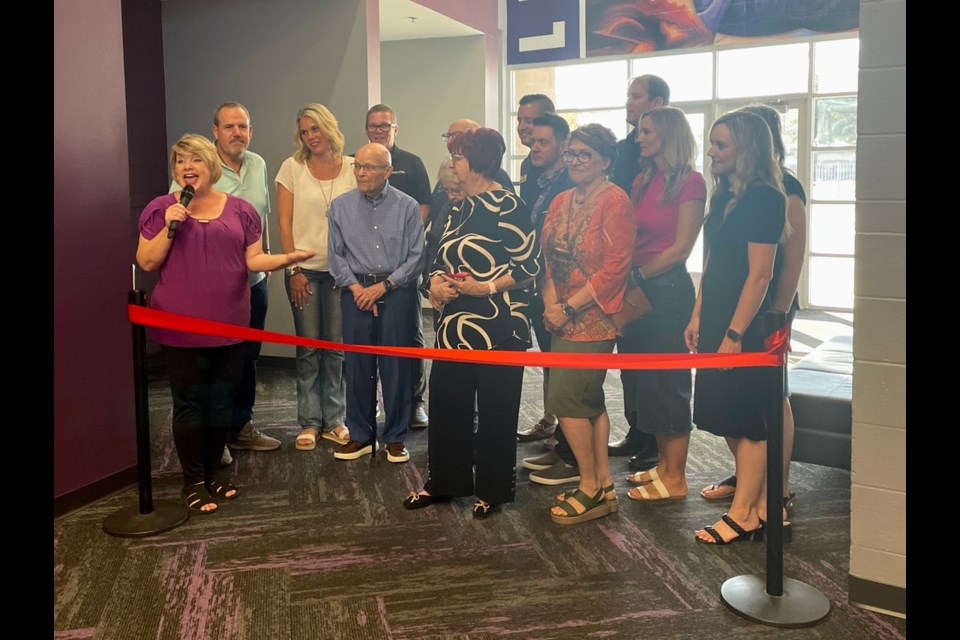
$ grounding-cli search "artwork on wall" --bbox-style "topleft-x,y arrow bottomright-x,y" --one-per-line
585,0 -> 860,56
505,0 -> 860,64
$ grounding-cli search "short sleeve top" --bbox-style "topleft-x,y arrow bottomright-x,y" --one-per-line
138,193 -> 261,347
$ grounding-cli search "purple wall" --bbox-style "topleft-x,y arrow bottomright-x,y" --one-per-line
54,0 -> 137,498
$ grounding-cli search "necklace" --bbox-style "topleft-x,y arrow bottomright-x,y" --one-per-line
574,177 -> 607,205
308,155 -> 338,211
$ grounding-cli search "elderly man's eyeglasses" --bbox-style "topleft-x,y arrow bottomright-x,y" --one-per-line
351,163 -> 390,172
562,150 -> 595,164
365,122 -> 397,133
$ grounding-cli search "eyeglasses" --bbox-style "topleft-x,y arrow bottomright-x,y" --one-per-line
351,163 -> 390,172
365,122 -> 397,132
444,187 -> 464,197
449,153 -> 465,161
441,132 -> 455,141
563,150 -> 595,164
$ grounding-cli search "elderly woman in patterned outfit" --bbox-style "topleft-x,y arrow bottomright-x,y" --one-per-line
402,128 -> 541,520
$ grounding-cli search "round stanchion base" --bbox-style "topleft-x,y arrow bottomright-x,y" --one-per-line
102,501 -> 190,538
721,575 -> 831,628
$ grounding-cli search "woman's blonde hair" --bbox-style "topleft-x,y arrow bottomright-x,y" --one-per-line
632,107 -> 697,205
708,111 -> 788,240
169,133 -> 222,185
294,103 -> 345,162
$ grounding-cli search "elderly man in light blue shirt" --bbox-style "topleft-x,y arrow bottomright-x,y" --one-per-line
327,143 -> 424,463
169,102 -> 276,462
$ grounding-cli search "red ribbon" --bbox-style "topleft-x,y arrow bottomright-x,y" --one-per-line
129,305 -> 788,371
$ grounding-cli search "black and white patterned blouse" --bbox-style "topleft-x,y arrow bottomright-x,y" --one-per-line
431,189 -> 541,350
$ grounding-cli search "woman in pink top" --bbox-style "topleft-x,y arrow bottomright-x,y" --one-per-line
137,134 -> 312,514
619,107 -> 706,502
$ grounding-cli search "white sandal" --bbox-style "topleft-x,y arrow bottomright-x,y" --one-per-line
295,428 -> 318,451
321,425 -> 350,445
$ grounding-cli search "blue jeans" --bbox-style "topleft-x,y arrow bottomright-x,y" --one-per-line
285,269 -> 346,430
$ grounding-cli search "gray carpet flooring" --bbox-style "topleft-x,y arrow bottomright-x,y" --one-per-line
54,316 -> 905,640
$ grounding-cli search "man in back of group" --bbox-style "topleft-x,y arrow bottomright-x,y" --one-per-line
515,94 -> 556,204
611,74 -> 670,193
608,74 -> 671,470
516,114 -> 584,487
364,104 -> 432,428
169,102 -> 277,465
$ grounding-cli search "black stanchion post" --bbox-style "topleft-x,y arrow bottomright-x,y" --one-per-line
719,310 -> 831,627
102,290 -> 189,537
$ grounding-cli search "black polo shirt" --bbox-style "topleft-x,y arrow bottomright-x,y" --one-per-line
388,144 -> 431,205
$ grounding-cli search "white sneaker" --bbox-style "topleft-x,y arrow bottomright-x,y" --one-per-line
219,445 -> 233,467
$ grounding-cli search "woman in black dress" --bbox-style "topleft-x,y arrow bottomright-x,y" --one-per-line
685,111 -> 786,544
700,105 -> 807,514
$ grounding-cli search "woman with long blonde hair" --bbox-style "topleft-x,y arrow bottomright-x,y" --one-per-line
619,107 -> 706,503
275,104 -> 356,451
685,111 -> 786,544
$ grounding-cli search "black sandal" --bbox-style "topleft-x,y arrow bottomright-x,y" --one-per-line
206,479 -> 240,501
472,500 -> 497,520
182,482 -> 218,514
695,513 -> 763,545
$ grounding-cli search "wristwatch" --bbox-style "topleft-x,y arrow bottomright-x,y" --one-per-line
561,303 -> 577,318
725,328 -> 742,342
383,279 -> 396,293
285,265 -> 301,276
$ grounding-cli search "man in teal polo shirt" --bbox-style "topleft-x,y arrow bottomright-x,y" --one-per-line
169,102 -> 278,464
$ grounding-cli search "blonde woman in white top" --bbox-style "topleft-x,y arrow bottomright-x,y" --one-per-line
276,103 -> 356,451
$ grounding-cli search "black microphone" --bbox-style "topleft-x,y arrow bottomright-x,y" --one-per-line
167,185 -> 195,238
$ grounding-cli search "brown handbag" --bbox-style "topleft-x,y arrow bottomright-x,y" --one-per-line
610,278 -> 653,332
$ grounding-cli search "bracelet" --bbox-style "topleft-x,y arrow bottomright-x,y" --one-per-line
285,264 -> 301,276
487,280 -> 497,296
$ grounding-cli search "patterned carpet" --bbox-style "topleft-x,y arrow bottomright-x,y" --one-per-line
54,316 -> 905,640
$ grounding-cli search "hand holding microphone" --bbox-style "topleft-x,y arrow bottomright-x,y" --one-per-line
167,185 -> 195,239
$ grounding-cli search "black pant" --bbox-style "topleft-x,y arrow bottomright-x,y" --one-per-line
425,341 -> 524,505
410,277 -> 427,405
231,278 -> 268,432
164,344 -> 244,485
530,291 -> 576,466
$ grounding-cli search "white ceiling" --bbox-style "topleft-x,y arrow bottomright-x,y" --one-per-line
379,0 -> 482,41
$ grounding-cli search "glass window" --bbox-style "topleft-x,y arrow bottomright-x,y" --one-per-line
555,60 -> 629,109
629,52 -> 713,102
807,257 -> 854,308
513,67 -> 557,106
811,150 -> 856,201
809,203 -> 855,255
561,110 -> 628,141
815,39 -> 859,93
718,43 -> 809,99
814,97 -> 858,147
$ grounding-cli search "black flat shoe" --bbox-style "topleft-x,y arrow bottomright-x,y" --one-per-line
608,430 -> 657,457
402,491 -> 448,510
627,450 -> 661,470
472,500 -> 498,519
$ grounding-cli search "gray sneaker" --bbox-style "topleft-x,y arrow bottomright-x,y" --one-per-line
228,423 -> 281,451
219,445 -> 233,467
522,449 -> 559,471
529,460 -> 580,486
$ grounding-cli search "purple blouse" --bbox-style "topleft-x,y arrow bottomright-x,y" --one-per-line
138,193 -> 262,347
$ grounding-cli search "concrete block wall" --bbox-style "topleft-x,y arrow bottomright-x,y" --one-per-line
850,0 -> 906,618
